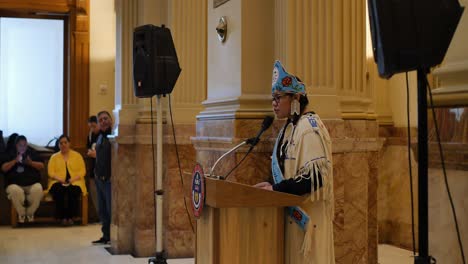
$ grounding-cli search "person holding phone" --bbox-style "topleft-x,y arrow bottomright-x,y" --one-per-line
47,135 -> 87,226
1,135 -> 44,223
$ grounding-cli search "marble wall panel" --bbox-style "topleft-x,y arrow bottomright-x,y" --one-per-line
111,139 -> 137,254
378,144 -> 419,250
378,106 -> 467,260
337,153 -> 369,264
428,168 -> 468,264
111,123 -> 197,258
164,144 -> 196,258
368,153 -> 379,264
428,107 -> 467,143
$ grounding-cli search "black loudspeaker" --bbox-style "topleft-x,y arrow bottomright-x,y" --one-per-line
367,0 -> 464,79
133,24 -> 181,97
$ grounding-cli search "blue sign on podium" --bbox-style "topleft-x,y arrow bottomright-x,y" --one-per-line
191,163 -> 205,218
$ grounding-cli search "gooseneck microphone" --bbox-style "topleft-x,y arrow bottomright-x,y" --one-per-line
209,116 -> 275,180
245,116 -> 274,147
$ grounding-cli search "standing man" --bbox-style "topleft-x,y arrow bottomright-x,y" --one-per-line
86,116 -> 100,216
88,111 -> 113,244
2,135 -> 44,223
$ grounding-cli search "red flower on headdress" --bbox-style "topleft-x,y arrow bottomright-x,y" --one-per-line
282,76 -> 292,87
293,210 -> 302,221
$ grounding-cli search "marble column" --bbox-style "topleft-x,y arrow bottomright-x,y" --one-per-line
112,0 -> 166,257
112,0 -> 205,258
160,0 -> 208,257
194,0 -> 277,187
111,0 -> 140,256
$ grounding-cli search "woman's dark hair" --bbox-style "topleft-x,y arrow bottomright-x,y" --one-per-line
55,135 -> 70,152
299,94 -> 309,113
15,135 -> 27,145
88,115 -> 97,123
58,135 -> 70,143
6,133 -> 19,154
291,75 -> 309,113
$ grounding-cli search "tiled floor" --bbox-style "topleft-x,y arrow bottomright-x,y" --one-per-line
0,224 -> 413,264
378,244 -> 414,264
0,224 -> 192,264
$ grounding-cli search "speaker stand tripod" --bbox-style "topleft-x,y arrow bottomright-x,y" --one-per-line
414,68 -> 434,264
148,95 -> 167,264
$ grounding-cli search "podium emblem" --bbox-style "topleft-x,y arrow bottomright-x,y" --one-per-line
191,163 -> 205,218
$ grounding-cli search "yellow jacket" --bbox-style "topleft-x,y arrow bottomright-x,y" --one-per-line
47,150 -> 87,195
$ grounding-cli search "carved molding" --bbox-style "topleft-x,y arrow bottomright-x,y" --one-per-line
197,95 -> 273,120
0,0 -> 70,13
432,61 -> 468,107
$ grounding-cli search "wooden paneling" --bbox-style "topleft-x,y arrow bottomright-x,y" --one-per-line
0,0 -> 70,13
196,206 -> 285,264
218,207 -> 284,264
69,31 -> 90,148
205,177 -> 305,208
68,0 -> 89,149
189,176 -> 303,264
196,207 -> 219,264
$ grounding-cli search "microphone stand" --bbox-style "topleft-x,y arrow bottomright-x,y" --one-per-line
209,116 -> 272,180
209,141 -> 248,179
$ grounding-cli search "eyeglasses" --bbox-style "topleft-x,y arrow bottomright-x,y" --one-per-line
272,94 -> 288,103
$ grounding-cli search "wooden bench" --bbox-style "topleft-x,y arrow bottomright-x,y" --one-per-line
11,190 -> 88,227
8,145 -> 89,227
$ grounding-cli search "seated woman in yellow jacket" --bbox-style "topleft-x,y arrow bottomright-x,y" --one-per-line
48,135 -> 87,226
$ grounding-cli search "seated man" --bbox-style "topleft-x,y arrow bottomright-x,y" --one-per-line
1,135 -> 44,223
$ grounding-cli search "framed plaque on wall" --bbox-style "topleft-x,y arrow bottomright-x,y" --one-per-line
214,0 -> 229,8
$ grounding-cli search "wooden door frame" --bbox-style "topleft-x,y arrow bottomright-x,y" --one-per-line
0,0 -> 90,149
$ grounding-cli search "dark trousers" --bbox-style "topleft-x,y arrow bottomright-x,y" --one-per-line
95,177 -> 111,240
49,182 -> 82,219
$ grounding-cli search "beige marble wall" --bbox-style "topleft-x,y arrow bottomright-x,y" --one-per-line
428,107 -> 468,144
111,123 -> 196,258
332,120 -> 381,264
428,168 -> 468,264
378,107 -> 468,262
377,127 -> 419,251
428,107 -> 468,263
164,141 -> 196,257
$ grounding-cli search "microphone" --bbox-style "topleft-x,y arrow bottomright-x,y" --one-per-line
209,116 -> 275,179
245,116 -> 274,147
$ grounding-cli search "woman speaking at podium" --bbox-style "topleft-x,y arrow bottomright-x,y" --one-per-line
254,61 -> 335,264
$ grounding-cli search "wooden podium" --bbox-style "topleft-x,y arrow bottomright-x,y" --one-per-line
186,175 -> 304,264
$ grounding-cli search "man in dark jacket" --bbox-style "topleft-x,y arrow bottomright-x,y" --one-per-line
88,111 -> 113,244
86,116 -> 100,216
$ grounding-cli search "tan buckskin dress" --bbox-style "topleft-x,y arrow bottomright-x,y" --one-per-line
277,113 -> 335,264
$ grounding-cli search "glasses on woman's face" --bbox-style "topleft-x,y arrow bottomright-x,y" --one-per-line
272,94 -> 288,104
